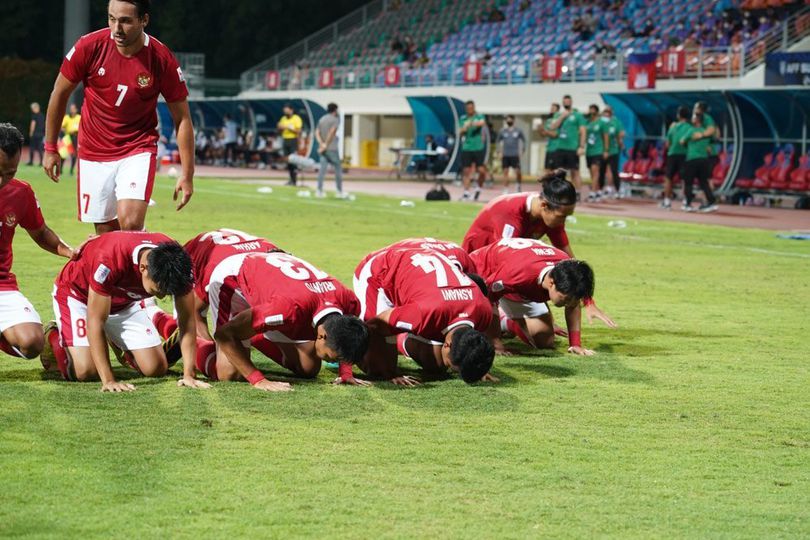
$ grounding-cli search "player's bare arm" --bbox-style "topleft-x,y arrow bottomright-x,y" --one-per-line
192,294 -> 212,340
213,309 -> 292,392
26,225 -> 75,259
362,311 -> 415,385
564,303 -> 593,356
43,74 -> 77,182
87,289 -> 135,392
167,99 -> 195,211
175,291 -> 211,389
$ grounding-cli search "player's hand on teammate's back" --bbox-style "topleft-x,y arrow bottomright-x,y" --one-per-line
70,234 -> 99,260
43,152 -> 61,183
177,377 -> 212,389
253,379 -> 293,392
567,346 -> 595,356
391,375 -> 420,387
332,375 -> 372,386
584,303 -> 618,328
173,175 -> 193,211
101,381 -> 136,392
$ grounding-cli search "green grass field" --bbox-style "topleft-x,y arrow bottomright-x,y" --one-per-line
1,166 -> 809,538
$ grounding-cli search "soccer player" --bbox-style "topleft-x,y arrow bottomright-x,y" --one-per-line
209,252 -> 369,390
540,103 -> 561,173
363,237 -> 477,274
43,0 -> 194,234
60,103 -> 81,176
315,103 -> 344,198
661,106 -> 691,210
462,170 -> 615,328
0,124 -> 76,361
599,106 -> 625,198
497,115 -> 526,194
43,231 -> 210,392
549,95 -> 586,191
353,246 -> 495,386
458,100 -> 488,201
469,238 -> 596,355
277,103 -> 302,186
585,104 -> 609,201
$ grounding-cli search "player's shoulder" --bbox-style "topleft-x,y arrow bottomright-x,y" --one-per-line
145,34 -> 175,56
6,178 -> 35,194
78,28 -> 111,46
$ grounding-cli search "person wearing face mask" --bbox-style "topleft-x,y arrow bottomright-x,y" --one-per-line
549,95 -> 586,192
497,115 -> 526,194
599,106 -> 625,198
585,104 -> 609,202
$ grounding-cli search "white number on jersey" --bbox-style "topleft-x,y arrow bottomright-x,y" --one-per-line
496,237 -> 556,256
264,253 -> 329,281
114,84 -> 128,107
200,229 -> 259,246
410,252 -> 472,287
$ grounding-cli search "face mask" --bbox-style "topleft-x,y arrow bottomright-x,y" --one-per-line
506,121 -> 514,126
564,104 -> 572,110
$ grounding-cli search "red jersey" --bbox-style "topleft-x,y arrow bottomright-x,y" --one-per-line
469,238 -> 570,303
183,229 -> 280,302
234,253 -> 360,342
462,192 -> 569,252
357,237 -> 476,274
361,248 -> 492,342
60,29 -> 188,161
56,231 -> 175,313
0,180 -> 45,291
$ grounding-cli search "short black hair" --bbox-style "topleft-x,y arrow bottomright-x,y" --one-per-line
283,103 -> 293,110
589,104 -> 599,114
466,272 -> 488,296
465,100 -> 475,106
321,314 -> 369,364
549,259 -> 594,300
449,327 -> 494,384
146,242 -> 194,296
695,100 -> 708,112
327,103 -> 338,113
0,123 -> 24,157
677,106 -> 690,120
506,114 -> 515,121
563,94 -> 572,100
539,169 -> 577,207
117,0 -> 150,18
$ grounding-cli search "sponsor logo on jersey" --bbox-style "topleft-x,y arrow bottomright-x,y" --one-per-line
177,67 -> 185,83
93,264 -> 111,284
98,67 -> 106,76
4,213 -> 16,227
265,314 -> 284,327
66,46 -> 76,61
136,72 -> 153,88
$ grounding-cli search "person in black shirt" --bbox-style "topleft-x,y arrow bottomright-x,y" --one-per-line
27,102 -> 45,166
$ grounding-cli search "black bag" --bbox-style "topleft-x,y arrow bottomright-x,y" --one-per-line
795,196 -> 810,210
425,184 -> 450,201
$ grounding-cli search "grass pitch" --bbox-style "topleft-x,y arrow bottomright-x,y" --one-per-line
1,166 -> 809,538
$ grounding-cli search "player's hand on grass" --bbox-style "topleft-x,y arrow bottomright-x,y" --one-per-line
584,303 -> 618,328
177,377 -> 212,389
43,152 -> 61,183
101,381 -> 136,392
481,372 -> 500,383
391,375 -> 420,387
553,324 -> 569,337
567,346 -> 595,356
173,175 -> 193,211
332,375 -> 372,386
253,379 -> 293,392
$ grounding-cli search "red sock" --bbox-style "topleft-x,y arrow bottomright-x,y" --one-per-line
396,333 -> 410,357
505,318 -> 532,346
153,311 -> 178,340
47,330 -> 72,381
195,338 -> 218,381
0,335 -> 23,359
250,335 -> 284,363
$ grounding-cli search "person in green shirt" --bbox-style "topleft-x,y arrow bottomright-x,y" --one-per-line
599,106 -> 625,198
679,112 -> 718,213
585,104 -> 609,201
549,95 -> 586,191
541,103 -> 560,173
660,105 -> 691,210
458,100 -> 488,201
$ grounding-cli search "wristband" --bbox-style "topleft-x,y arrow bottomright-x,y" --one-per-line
583,297 -> 595,307
568,330 -> 582,348
338,362 -> 353,381
44,142 -> 58,153
246,370 -> 266,386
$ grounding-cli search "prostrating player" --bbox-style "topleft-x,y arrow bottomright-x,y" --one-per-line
210,252 -> 369,391
43,0 -> 194,233
363,237 -> 477,274
462,170 -> 615,329
470,238 -> 597,355
0,124 -> 76,361
353,246 -> 495,386
42,231 -> 210,392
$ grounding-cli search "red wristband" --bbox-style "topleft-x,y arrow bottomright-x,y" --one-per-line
44,142 -> 58,153
568,330 -> 582,348
583,297 -> 595,307
246,370 -> 266,386
338,362 -> 353,381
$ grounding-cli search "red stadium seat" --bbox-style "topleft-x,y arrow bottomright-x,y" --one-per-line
711,150 -> 731,188
754,151 -> 775,184
788,154 -> 810,191
769,146 -> 795,191
632,158 -> 652,181
736,177 -> 754,189
619,156 -> 636,181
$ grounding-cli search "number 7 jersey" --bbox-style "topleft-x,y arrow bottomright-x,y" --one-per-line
59,29 -> 188,161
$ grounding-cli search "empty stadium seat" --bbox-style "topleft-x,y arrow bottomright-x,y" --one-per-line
788,154 -> 810,191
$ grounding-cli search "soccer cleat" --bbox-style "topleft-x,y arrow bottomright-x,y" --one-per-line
460,191 -> 471,201
473,188 -> 482,201
109,339 -> 140,373
659,200 -> 672,210
39,321 -> 58,372
698,203 -> 719,213
681,203 -> 695,212
162,328 -> 182,367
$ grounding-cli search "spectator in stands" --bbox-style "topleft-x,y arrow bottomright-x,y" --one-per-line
391,36 -> 404,53
278,103 -> 303,186
222,114 -> 238,166
27,102 -> 45,166
315,103 -> 345,199
458,100 -> 488,201
661,106 -> 691,210
487,5 -> 505,23
636,18 -> 655,38
580,9 -> 597,40
497,115 -> 526,194
585,104 -> 608,202
549,95 -> 586,192
600,106 -> 625,198
541,103 -> 561,173
595,40 -> 617,55
680,112 -> 718,213
519,0 -> 531,12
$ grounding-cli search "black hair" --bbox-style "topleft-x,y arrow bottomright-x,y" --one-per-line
327,103 -> 338,113
539,169 -> 577,207
695,101 -> 708,112
677,106 -> 690,120
321,314 -> 369,364
449,327 -> 494,384
549,259 -> 594,300
0,123 -> 24,157
589,104 -> 600,113
506,114 -> 515,121
563,94 -> 572,100
117,0 -> 150,18
146,242 -> 194,297
466,272 -> 488,296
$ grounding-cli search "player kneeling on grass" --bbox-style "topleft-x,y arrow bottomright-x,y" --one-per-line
353,246 -> 495,386
206,252 -> 369,391
0,124 -> 77,362
470,237 -> 597,355
41,231 -> 210,392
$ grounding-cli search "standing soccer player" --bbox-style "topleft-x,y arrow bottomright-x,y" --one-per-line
277,103 -> 302,186
0,124 -> 76,362
497,115 -> 525,194
458,100 -> 488,201
43,0 -> 194,234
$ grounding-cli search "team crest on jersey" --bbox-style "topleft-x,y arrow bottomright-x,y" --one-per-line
98,67 -> 106,77
4,213 -> 16,227
136,72 -> 153,88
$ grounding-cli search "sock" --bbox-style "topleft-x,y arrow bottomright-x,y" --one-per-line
505,318 -> 532,346
0,335 -> 25,359
47,329 -> 72,381
395,332 -> 411,358
195,338 -> 218,380
152,311 -> 178,340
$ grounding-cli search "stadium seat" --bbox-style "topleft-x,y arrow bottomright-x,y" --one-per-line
753,151 -> 776,188
788,154 -> 810,191
768,145 -> 795,191
710,150 -> 731,188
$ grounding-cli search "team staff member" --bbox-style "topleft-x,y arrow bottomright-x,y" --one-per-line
60,103 -> 81,176
585,104 -> 608,201
680,113 -> 718,213
540,103 -> 560,172
458,100 -> 488,201
277,103 -> 302,186
661,106 -> 691,210
43,0 -> 195,234
497,115 -> 526,194
600,106 -> 625,198
28,103 -> 46,167
549,95 -> 586,192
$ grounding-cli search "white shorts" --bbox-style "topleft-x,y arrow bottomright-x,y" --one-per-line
0,290 -> 42,332
77,152 -> 156,223
499,296 -> 550,319
52,286 -> 161,350
353,256 -> 394,321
